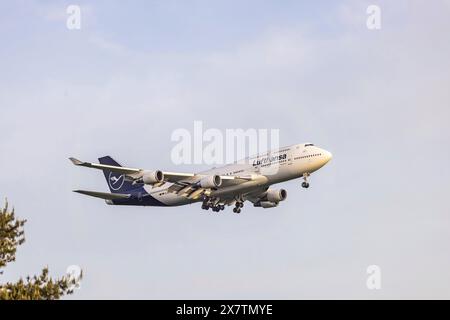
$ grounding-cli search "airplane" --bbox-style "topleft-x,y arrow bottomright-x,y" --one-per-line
70,142 -> 332,213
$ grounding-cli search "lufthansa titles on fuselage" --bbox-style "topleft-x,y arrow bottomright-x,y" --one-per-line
252,153 -> 287,166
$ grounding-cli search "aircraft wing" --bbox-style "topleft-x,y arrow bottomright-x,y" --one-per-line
70,157 -> 258,200
73,190 -> 131,200
70,157 -> 196,182
162,171 -> 196,182
166,174 -> 256,199
69,157 -> 142,175
70,157 -> 254,185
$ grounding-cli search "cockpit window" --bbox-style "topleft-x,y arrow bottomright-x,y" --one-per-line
305,143 -> 314,147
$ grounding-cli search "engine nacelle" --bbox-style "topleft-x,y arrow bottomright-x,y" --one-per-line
142,170 -> 164,185
259,201 -> 279,208
199,175 -> 222,188
266,188 -> 287,203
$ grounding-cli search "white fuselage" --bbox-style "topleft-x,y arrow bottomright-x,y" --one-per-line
144,143 -> 332,206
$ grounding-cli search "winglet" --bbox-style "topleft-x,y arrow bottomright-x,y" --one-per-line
69,157 -> 84,166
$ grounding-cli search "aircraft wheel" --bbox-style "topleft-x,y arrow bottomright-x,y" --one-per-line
302,182 -> 310,188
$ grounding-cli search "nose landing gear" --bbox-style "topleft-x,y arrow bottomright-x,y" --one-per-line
302,173 -> 310,188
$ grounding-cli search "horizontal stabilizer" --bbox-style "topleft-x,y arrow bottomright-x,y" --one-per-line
73,190 -> 131,200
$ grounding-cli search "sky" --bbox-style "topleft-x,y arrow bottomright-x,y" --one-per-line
1,0 -> 450,299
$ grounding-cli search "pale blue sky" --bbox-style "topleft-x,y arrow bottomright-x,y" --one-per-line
1,0 -> 450,299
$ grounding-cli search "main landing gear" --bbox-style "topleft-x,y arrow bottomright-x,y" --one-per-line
201,196 -> 245,214
302,173 -> 310,189
212,205 -> 225,212
233,201 -> 244,214
202,199 -> 225,212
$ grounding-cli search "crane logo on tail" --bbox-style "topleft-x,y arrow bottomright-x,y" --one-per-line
108,172 -> 125,191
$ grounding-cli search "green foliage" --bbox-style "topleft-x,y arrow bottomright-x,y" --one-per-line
0,201 -> 26,272
0,267 -> 81,300
0,200 -> 82,300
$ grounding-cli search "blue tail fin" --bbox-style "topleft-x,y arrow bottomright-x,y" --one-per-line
98,156 -> 136,194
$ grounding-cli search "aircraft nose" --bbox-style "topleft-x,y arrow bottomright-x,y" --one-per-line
324,150 -> 333,163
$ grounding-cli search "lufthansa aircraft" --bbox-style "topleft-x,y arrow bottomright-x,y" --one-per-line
70,143 -> 332,213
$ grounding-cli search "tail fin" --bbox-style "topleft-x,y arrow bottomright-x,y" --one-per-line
98,156 -> 136,193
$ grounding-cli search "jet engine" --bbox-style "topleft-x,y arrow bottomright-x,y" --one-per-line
142,170 -> 164,185
259,201 -> 279,208
266,188 -> 287,202
199,175 -> 222,188
253,189 -> 287,209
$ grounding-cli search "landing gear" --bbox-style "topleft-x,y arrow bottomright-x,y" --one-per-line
302,173 -> 310,188
211,204 -> 225,212
233,201 -> 243,214
202,198 -> 226,212
201,196 -> 243,213
202,199 -> 210,210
